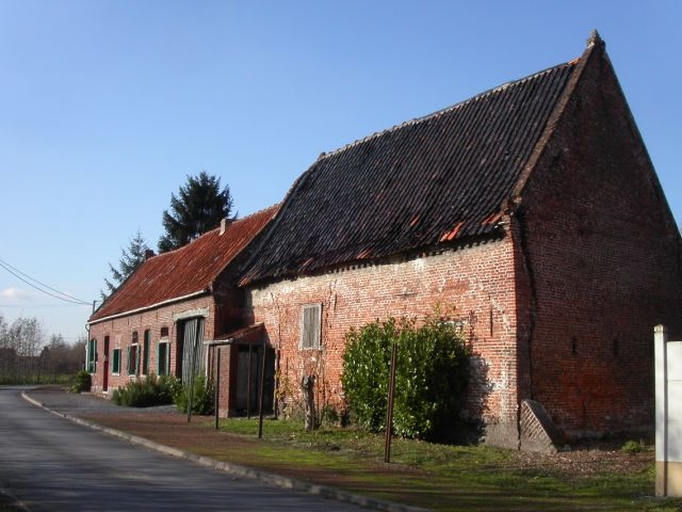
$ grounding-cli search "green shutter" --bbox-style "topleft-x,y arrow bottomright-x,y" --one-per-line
112,349 -> 121,374
87,339 -> 96,373
158,342 -> 168,376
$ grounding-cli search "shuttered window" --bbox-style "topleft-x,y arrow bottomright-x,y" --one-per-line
112,349 -> 121,374
127,344 -> 139,375
158,342 -> 170,376
300,304 -> 322,349
87,338 -> 97,373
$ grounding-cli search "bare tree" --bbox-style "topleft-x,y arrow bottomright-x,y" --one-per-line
40,334 -> 85,375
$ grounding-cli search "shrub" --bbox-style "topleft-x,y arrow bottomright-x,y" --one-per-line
70,370 -> 92,393
111,374 -> 175,407
173,374 -> 214,415
621,439 -> 647,454
342,313 -> 470,440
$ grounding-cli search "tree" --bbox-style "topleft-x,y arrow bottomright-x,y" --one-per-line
41,334 -> 86,375
158,171 -> 234,253
101,230 -> 150,300
1,316 -> 45,380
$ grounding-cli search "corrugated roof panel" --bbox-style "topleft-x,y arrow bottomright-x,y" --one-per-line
90,204 -> 279,322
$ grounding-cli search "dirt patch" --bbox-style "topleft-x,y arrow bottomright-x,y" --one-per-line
510,442 -> 651,480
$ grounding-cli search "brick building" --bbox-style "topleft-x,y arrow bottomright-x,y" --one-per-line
87,205 -> 279,415
239,32 -> 682,447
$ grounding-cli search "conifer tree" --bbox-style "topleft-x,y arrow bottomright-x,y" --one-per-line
101,230 -> 150,300
157,171 -> 234,253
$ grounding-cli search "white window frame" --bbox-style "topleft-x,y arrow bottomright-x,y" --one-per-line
112,348 -> 122,375
158,340 -> 170,376
300,303 -> 322,350
127,343 -> 140,376
87,338 -> 97,374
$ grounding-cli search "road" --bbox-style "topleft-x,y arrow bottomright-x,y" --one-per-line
0,386 -> 368,511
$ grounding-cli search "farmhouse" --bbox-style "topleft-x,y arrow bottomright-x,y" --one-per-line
87,32 -> 682,450
239,32 -> 682,448
87,205 -> 279,415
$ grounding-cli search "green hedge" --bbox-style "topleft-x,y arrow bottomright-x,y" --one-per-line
111,374 -> 178,407
341,314 -> 470,440
172,374 -> 214,415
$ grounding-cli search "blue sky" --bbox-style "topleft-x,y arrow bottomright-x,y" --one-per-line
1,1 -> 680,342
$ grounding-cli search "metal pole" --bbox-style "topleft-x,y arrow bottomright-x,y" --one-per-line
384,343 -> 398,463
258,343 -> 267,439
214,347 -> 221,430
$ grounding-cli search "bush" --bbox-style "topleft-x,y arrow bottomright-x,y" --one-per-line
111,374 -> 176,407
70,370 -> 92,393
621,439 -> 647,454
172,374 -> 214,415
342,313 -> 470,440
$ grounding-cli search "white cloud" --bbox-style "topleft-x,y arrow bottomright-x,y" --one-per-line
0,288 -> 32,301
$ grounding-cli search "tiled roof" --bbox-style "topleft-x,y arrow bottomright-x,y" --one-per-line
241,60 -> 577,285
90,204 -> 279,323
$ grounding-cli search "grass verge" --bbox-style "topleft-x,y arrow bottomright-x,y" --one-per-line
83,412 -> 682,512
212,418 -> 680,512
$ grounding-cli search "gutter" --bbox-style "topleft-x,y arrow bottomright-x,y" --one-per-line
88,289 -> 209,326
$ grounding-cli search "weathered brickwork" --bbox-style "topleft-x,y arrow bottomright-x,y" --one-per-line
247,238 -> 521,435
89,295 -> 221,394
86,36 -> 682,449
516,44 -> 682,439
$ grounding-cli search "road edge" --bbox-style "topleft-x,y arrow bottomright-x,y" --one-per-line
21,391 -> 429,512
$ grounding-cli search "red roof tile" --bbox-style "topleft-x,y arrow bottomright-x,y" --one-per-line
90,205 -> 279,323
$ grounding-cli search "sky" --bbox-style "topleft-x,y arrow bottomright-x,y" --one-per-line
0,1 -> 680,343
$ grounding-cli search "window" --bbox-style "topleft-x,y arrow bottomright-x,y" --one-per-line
300,304 -> 322,349
160,326 -> 169,338
87,339 -> 97,373
158,341 -> 170,376
127,332 -> 139,375
112,349 -> 122,374
142,330 -> 150,375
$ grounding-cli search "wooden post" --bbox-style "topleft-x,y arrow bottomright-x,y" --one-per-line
258,343 -> 267,439
384,343 -> 398,463
214,347 -> 221,430
247,343 -> 253,419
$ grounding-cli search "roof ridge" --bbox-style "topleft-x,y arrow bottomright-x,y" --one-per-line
156,204 -> 280,256
317,60 -> 576,162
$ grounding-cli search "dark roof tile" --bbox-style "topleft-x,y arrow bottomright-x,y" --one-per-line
242,61 -> 577,284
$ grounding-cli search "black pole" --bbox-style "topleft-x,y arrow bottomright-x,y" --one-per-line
258,343 -> 267,439
246,343 -> 253,419
214,347 -> 221,430
384,343 -> 398,463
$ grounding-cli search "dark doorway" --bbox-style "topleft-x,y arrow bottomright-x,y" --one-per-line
234,344 -> 275,416
177,317 -> 206,383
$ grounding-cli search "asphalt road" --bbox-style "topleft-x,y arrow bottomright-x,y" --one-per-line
0,386 -> 368,511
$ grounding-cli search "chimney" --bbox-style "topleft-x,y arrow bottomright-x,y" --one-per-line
220,218 -> 227,235
144,249 -> 155,261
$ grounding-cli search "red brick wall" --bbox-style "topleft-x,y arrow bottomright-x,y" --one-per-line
246,238 -> 520,436
516,47 -> 682,438
88,295 -> 219,394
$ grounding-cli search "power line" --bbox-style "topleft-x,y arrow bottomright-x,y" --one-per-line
0,257 -> 91,305
0,304 -> 90,308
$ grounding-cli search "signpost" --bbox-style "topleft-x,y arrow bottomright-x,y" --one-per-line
655,325 -> 682,496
